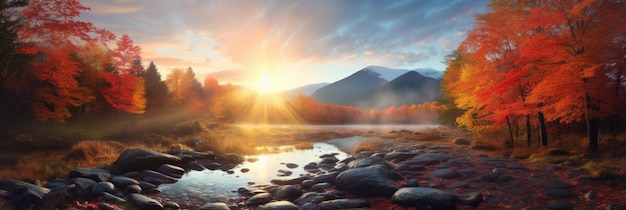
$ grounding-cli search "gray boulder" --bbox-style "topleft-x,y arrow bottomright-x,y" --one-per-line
318,198 -> 369,210
274,185 -> 303,201
140,170 -> 178,185
335,165 -> 402,197
69,167 -> 112,182
429,168 -> 461,179
0,179 -> 51,209
261,201 -> 300,210
391,187 -> 456,210
110,176 -> 139,189
412,153 -> 455,166
90,182 -> 115,197
158,164 -> 185,178
112,148 -> 182,173
246,192 -> 274,206
347,156 -> 388,169
127,193 -> 164,210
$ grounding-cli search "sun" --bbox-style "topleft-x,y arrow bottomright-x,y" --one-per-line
257,75 -> 273,94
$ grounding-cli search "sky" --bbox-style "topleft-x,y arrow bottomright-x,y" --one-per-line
79,0 -> 489,93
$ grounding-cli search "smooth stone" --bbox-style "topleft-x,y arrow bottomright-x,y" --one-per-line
69,167 -> 112,182
545,189 -> 574,198
313,172 -> 340,185
110,176 -> 139,189
481,172 -> 502,182
275,185 -> 303,201
430,168 -> 460,179
391,187 -> 456,210
293,192 -> 323,206
246,193 -> 273,206
199,202 -> 230,210
101,192 -> 126,203
347,156 -> 387,169
163,201 -> 181,209
158,164 -> 185,178
547,201 -> 574,210
140,170 -> 178,184
457,191 -> 483,207
261,201 -> 300,210
69,177 -> 96,190
90,182 -> 115,197
335,165 -> 401,197
318,198 -> 369,210
112,148 -> 182,173
285,163 -> 299,169
127,193 -> 164,210
310,182 -> 332,192
125,184 -> 142,194
271,176 -> 309,186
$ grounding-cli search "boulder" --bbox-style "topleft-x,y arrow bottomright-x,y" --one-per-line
271,177 -> 309,186
68,167 -> 112,182
261,201 -> 300,210
246,192 -> 274,206
0,179 -> 51,209
110,176 -> 139,189
335,165 -> 402,197
69,177 -> 96,191
101,192 -> 126,203
274,185 -> 303,201
318,198 -> 369,210
127,193 -> 164,210
140,170 -> 178,184
313,172 -> 340,185
412,153 -> 455,166
457,191 -> 483,207
429,168 -> 461,179
199,202 -> 230,210
112,148 -> 182,173
90,182 -> 115,197
310,183 -> 332,192
294,192 -> 324,206
391,187 -> 456,210
158,164 -> 185,178
347,156 -> 388,169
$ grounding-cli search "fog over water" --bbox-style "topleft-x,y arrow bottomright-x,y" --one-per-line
236,124 -> 442,131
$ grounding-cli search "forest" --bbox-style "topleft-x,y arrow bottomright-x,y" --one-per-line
0,0 -> 439,129
437,0 -> 626,153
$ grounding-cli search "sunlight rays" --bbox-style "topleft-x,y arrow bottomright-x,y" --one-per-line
235,92 -> 304,125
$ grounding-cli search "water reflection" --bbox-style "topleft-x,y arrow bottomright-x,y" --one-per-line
159,142 -> 348,200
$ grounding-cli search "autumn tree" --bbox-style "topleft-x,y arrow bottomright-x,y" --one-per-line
17,0 -> 114,122
76,41 -> 114,113
102,34 -> 145,113
143,61 -> 169,111
165,67 -> 204,105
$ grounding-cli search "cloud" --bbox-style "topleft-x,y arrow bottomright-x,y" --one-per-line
79,0 -> 488,88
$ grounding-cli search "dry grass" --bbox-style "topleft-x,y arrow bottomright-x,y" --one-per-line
294,142 -> 314,150
352,139 -> 387,153
66,140 -> 127,163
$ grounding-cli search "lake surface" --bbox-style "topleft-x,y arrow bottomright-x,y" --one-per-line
236,123 -> 441,131
159,142 -> 349,202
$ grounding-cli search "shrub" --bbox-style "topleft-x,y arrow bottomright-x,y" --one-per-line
353,139 -> 386,153
67,140 -> 126,163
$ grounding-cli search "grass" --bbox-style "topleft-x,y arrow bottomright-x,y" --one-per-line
352,139 -> 387,153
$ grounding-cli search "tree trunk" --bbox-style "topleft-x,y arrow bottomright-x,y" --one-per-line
506,115 -> 514,148
526,114 -> 531,147
538,112 -> 548,146
587,118 -> 598,153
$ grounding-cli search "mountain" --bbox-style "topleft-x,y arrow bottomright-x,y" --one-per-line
366,65 -> 443,80
284,82 -> 330,98
347,71 -> 442,110
310,69 -> 388,104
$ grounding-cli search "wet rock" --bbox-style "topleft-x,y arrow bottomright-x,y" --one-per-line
41,184 -> 76,209
412,153 -> 456,166
158,164 -> 185,178
238,187 -> 255,197
348,156 -> 388,169
310,182 -> 332,192
313,172 -> 340,185
457,191 -> 483,207
163,201 -> 181,209
261,201 -> 300,210
294,192 -> 324,206
458,168 -> 477,174
300,180 -> 316,189
246,192 -> 273,206
112,148 -> 182,173
481,172 -> 502,182
140,170 -> 178,184
125,184 -> 142,194
319,156 -> 340,164
275,185 -> 303,201
198,202 -> 230,210
277,169 -> 293,177
384,151 -> 418,161
285,163 -> 299,169
69,167 -> 112,182
430,168 -> 460,179
241,168 -> 250,173
301,202 -> 317,210
101,192 -> 126,203
123,171 -> 141,178
90,182 -> 115,197
271,177 -> 309,186
110,176 -> 139,189
335,165 -> 401,197
69,177 -> 96,191
406,179 -> 420,187
545,189 -> 574,198
318,198 -> 369,210
139,181 -> 157,192
198,160 -> 222,170
216,153 -> 245,164
0,179 -> 52,209
127,193 -> 164,210
391,187 -> 456,210
496,174 -> 514,183
447,181 -> 468,189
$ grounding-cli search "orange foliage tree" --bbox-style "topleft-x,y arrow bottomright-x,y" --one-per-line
102,34 -> 144,113
17,0 -> 114,122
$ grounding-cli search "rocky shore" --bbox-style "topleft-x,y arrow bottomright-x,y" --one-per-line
1,135 -> 625,209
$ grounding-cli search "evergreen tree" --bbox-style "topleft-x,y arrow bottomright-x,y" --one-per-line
143,61 -> 168,111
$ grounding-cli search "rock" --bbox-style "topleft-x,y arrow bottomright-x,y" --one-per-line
97,203 -> 117,210
198,160 -> 222,170
585,191 -> 597,200
261,201 -> 300,210
125,184 -> 142,194
391,187 -> 456,210
384,151 -> 418,161
127,193 -> 164,210
237,187 -> 255,197
246,192 -> 274,206
457,191 -> 483,207
318,198 -> 369,210
313,172 -> 340,185
275,185 -> 303,201
347,156 -> 387,169
271,177 -> 309,186
199,202 -> 230,210
140,170 -> 178,184
216,153 -> 245,164
69,167 -> 112,182
277,169 -> 293,177
429,168 -> 461,179
412,153 -> 455,165
406,179 -> 420,187
294,192 -> 324,206
481,172 -> 502,182
310,183 -> 332,192
301,202 -> 318,210
0,179 -> 51,209
90,182 -> 115,197
101,192 -> 126,203
285,163 -> 299,169
545,189 -> 574,198
447,181 -> 468,189
69,177 -> 96,191
241,168 -> 250,173
496,174 -> 514,183
110,176 -> 139,189
41,184 -> 76,209
300,180 -> 316,189
545,180 -> 573,189
163,201 -> 180,209
158,164 -> 185,178
139,181 -> 157,192
113,148 -> 182,173
335,165 -> 401,197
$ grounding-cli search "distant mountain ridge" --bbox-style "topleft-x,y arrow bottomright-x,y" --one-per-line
284,82 -> 330,98
309,66 -> 442,110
